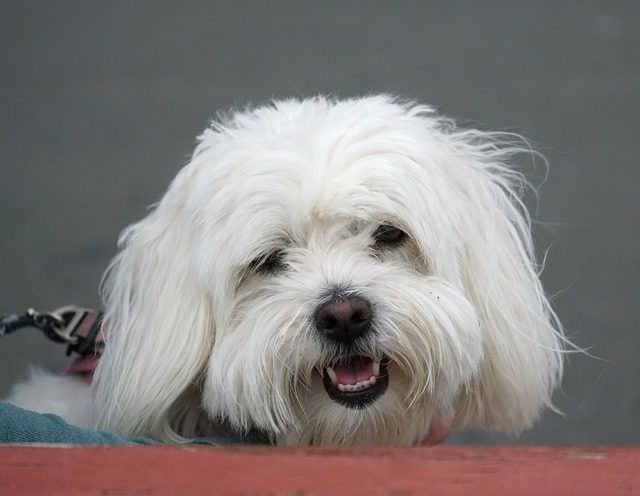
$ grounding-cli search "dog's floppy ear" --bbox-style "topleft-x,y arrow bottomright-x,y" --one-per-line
446,132 -> 565,433
94,166 -> 213,441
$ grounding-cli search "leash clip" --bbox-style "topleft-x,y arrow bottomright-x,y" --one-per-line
48,306 -> 99,346
1,305 -> 103,357
26,306 -> 92,345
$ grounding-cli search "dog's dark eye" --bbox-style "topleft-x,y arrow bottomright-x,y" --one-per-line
374,225 -> 406,246
249,249 -> 285,274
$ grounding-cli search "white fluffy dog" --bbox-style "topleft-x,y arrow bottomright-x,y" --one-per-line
9,95 -> 564,445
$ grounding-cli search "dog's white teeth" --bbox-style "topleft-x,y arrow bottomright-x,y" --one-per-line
373,361 -> 380,376
336,375 -> 377,392
325,367 -> 338,385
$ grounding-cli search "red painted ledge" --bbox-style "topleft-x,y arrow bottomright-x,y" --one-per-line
0,445 -> 638,496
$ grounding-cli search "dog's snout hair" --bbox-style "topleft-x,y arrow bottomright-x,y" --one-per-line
314,295 -> 372,345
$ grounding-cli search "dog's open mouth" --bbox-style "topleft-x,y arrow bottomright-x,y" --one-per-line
318,356 -> 389,408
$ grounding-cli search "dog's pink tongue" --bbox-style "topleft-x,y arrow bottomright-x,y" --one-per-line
332,357 -> 374,385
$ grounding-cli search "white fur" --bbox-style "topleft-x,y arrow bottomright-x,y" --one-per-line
8,95 -> 564,445
9,369 -> 94,429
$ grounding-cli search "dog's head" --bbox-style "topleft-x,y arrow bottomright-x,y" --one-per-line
94,96 -> 563,445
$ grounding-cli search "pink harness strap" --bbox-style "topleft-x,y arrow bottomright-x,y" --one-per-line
63,311 -> 105,384
65,355 -> 101,383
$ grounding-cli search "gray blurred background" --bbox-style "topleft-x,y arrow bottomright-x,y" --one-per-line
1,1 -> 638,444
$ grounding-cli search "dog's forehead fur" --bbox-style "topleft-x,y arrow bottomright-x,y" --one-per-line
185,97 -> 465,278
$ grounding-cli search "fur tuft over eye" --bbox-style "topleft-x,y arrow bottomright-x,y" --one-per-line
249,249 -> 286,274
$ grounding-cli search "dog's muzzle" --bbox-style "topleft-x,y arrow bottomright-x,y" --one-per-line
314,295 -> 389,408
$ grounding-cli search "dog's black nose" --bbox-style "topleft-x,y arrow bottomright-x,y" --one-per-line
315,296 -> 372,344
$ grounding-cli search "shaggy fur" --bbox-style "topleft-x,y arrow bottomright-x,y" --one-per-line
8,95 -> 564,445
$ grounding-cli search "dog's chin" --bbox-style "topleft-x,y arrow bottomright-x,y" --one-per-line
317,356 -> 390,409
280,359 -> 434,445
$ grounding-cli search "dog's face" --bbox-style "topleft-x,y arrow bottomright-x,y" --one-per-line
95,96 -> 563,445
